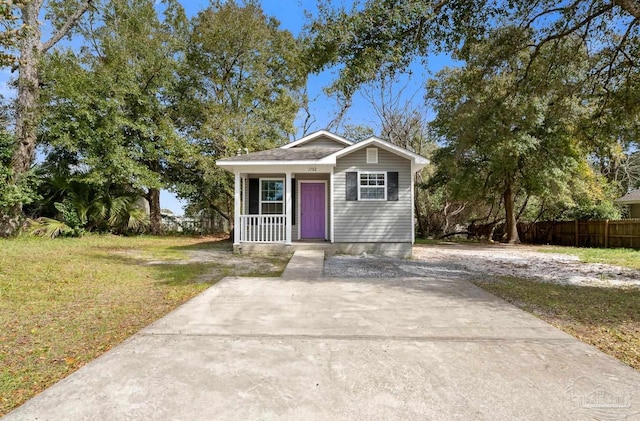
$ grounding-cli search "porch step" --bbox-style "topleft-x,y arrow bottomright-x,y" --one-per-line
281,250 -> 325,280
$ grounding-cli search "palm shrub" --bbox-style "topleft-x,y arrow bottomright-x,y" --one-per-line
28,170 -> 149,237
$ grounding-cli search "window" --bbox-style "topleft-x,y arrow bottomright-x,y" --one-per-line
366,148 -> 378,164
260,179 -> 284,214
359,172 -> 386,200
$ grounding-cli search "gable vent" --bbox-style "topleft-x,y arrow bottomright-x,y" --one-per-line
366,148 -> 378,164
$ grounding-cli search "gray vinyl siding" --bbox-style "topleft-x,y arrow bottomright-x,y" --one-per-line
334,148 -> 412,243
292,136 -> 347,149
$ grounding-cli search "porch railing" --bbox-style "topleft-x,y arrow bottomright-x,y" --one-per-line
238,215 -> 286,243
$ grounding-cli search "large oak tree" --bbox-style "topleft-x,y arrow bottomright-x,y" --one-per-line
427,28 -> 595,243
39,0 -> 189,234
0,0 -> 93,235
172,0 -> 307,222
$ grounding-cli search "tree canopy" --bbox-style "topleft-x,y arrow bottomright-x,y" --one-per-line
307,0 -> 640,105
39,0 -> 190,233
1,0 -> 638,238
428,27 -> 598,242
307,0 -> 639,238
0,0 -> 308,236
171,0 -> 306,221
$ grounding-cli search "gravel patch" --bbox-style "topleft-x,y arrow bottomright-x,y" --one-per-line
323,254 -> 470,280
324,243 -> 640,288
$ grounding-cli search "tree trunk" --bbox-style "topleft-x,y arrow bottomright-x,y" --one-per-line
148,188 -> 162,235
2,3 -> 42,235
2,1 -> 91,236
0,203 -> 23,237
13,3 -> 41,176
503,182 -> 520,244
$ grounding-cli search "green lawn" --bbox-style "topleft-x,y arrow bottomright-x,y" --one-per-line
539,245 -> 640,270
0,235 -> 289,416
474,276 -> 640,371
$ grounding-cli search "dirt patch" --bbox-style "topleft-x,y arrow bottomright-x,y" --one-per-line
146,249 -> 289,282
186,249 -> 288,278
325,243 -> 640,288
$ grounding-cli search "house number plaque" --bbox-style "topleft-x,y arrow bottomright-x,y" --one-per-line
307,166 -> 317,172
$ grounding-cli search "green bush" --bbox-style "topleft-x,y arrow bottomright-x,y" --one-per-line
560,201 -> 621,220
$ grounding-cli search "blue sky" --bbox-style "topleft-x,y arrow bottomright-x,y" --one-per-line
1,1 -> 453,215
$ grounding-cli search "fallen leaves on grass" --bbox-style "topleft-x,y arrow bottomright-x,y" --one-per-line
0,235 -> 288,416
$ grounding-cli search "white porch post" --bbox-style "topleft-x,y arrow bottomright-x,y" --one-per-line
233,171 -> 241,246
285,172 -> 292,245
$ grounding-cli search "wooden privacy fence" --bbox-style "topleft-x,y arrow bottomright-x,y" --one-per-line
519,219 -> 640,249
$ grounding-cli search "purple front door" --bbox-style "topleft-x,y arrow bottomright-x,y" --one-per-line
300,183 -> 326,239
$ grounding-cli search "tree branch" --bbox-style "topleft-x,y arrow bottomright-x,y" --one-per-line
210,203 -> 230,221
521,3 -> 615,80
615,0 -> 640,20
524,2 -> 581,29
41,0 -> 93,53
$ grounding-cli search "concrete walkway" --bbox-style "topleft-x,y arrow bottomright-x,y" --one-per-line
5,252 -> 640,420
281,249 -> 324,279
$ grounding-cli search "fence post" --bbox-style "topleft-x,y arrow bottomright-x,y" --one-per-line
604,220 -> 609,248
575,220 -> 579,247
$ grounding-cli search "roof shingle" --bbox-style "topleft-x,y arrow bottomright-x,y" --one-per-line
616,189 -> 640,204
218,146 -> 343,162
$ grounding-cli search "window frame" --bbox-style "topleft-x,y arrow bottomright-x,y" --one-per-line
357,171 -> 387,201
259,178 -> 285,215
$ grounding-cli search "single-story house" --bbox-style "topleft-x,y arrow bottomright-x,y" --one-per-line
615,189 -> 640,219
216,130 -> 429,257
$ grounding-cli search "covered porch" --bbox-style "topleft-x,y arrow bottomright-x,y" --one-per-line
230,167 -> 333,247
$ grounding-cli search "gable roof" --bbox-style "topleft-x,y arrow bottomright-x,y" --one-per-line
321,136 -> 429,168
280,130 -> 353,149
615,189 -> 640,204
216,132 -> 429,171
217,146 -> 343,163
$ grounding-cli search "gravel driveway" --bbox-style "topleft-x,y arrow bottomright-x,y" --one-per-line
324,242 -> 640,288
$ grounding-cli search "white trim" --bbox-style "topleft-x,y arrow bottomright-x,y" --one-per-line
285,173 -> 292,245
233,172 -> 241,246
217,160 -> 330,167
366,147 -> 378,164
298,180 -> 328,240
280,130 -> 353,149
258,177 -> 285,215
329,171 -> 334,243
216,163 -> 335,175
358,171 -> 387,201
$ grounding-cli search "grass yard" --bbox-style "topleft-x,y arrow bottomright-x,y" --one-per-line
539,245 -> 640,270
0,235 -> 289,416
474,276 -> 640,370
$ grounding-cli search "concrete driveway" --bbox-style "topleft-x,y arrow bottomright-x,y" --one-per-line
5,271 -> 640,420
